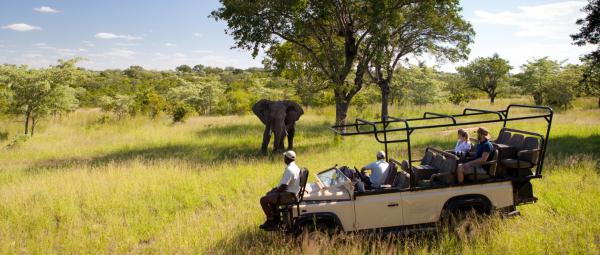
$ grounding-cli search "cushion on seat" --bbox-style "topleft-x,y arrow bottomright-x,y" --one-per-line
501,159 -> 534,169
432,155 -> 444,169
412,165 -> 437,182
495,131 -> 512,144
520,137 -> 540,163
421,151 -> 434,165
507,133 -> 525,148
394,171 -> 410,189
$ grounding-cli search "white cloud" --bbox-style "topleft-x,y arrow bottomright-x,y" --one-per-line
34,6 -> 60,13
473,1 -> 587,40
2,23 -> 41,31
193,32 -> 202,37
164,42 -> 176,47
82,41 -> 95,47
103,48 -> 136,58
94,32 -> 142,40
33,42 -> 47,47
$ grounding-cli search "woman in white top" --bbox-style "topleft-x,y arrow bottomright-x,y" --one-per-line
454,129 -> 471,156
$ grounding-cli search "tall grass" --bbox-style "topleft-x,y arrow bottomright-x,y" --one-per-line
0,98 -> 598,254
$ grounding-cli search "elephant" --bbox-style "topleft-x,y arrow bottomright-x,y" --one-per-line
252,99 -> 304,154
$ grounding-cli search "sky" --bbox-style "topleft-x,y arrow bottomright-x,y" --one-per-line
0,0 -> 595,72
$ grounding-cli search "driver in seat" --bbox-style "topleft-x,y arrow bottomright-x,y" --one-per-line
361,151 -> 389,188
259,150 -> 300,230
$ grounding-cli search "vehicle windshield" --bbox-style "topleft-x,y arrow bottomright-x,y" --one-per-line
317,168 -> 349,188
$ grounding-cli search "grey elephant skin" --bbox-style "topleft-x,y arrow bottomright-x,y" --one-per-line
252,99 -> 304,154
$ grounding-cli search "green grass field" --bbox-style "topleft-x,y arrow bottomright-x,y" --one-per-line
0,98 -> 599,254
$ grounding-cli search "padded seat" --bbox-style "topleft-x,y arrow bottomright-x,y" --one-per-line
494,131 -> 512,145
500,159 -> 534,169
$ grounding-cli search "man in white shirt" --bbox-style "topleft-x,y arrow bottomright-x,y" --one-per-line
259,150 -> 301,230
361,150 -> 389,188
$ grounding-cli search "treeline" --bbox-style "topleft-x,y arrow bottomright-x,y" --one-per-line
0,55 -> 598,136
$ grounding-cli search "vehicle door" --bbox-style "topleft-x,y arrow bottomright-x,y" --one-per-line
353,191 -> 403,230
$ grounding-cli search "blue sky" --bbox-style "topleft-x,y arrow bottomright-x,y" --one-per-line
0,0 -> 594,72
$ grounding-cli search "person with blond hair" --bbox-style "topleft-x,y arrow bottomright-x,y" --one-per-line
456,127 -> 494,184
453,128 -> 472,157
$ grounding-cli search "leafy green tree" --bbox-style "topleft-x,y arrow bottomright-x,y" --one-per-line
399,65 -> 442,105
441,74 -> 472,105
457,54 -> 511,103
544,65 -> 583,110
176,65 -> 193,73
212,0 -> 381,126
366,0 -> 473,119
572,0 -> 600,66
1,63 -> 81,135
99,94 -> 135,119
578,60 -> 600,107
513,57 -> 561,105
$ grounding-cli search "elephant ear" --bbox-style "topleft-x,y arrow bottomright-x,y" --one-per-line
283,100 -> 304,121
252,99 -> 270,125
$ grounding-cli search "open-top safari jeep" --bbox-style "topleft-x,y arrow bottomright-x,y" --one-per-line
269,104 -> 553,235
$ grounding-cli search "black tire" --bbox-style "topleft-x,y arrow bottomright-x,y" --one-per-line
439,209 -> 484,241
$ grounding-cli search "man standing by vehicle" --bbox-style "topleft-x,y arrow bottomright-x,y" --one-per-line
456,127 -> 494,184
361,151 -> 389,188
259,150 -> 300,230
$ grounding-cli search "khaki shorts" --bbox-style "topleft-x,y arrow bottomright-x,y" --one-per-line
463,165 -> 487,175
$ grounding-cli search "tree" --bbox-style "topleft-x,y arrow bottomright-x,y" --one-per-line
175,65 -> 193,73
99,94 -> 135,119
544,65 -> 583,110
366,0 -> 473,119
441,74 -> 472,105
1,62 -> 81,136
398,65 -> 441,105
513,57 -> 561,105
192,64 -> 205,75
212,1 -> 402,126
572,0 -> 600,108
457,54 -> 511,103
578,60 -> 600,107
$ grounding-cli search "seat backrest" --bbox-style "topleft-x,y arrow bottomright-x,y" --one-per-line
421,151 -> 434,165
496,131 -> 512,144
394,171 -> 410,189
520,137 -> 540,164
432,154 -> 444,169
438,157 -> 457,184
507,133 -> 525,148
382,162 -> 398,185
488,149 -> 499,176
298,168 -> 309,202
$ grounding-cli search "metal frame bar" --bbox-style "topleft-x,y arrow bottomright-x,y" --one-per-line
330,104 -> 554,185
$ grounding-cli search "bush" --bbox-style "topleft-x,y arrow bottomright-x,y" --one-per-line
171,103 -> 193,122
6,134 -> 28,149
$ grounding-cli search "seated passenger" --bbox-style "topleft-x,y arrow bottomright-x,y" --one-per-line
259,150 -> 300,230
361,151 -> 389,188
454,128 -> 472,157
456,127 -> 493,184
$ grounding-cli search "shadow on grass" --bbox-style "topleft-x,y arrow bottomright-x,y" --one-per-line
25,122 -> 338,172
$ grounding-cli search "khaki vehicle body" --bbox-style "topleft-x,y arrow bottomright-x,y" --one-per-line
295,170 -> 514,232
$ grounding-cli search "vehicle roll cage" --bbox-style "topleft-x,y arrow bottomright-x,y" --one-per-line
329,104 -> 553,178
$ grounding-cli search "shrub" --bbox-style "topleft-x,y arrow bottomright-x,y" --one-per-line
171,103 -> 193,122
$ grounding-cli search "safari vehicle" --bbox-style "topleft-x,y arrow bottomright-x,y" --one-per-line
268,104 -> 553,234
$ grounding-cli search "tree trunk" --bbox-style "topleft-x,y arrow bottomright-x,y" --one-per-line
24,110 -> 31,135
533,93 -> 543,105
379,81 -> 391,121
489,93 -> 496,103
30,117 -> 36,137
335,98 -> 350,131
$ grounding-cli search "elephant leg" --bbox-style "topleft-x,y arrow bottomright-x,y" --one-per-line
274,131 -> 286,153
261,125 -> 271,154
287,125 -> 295,150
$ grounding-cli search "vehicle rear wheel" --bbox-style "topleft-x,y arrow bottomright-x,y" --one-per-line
439,209 -> 483,241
